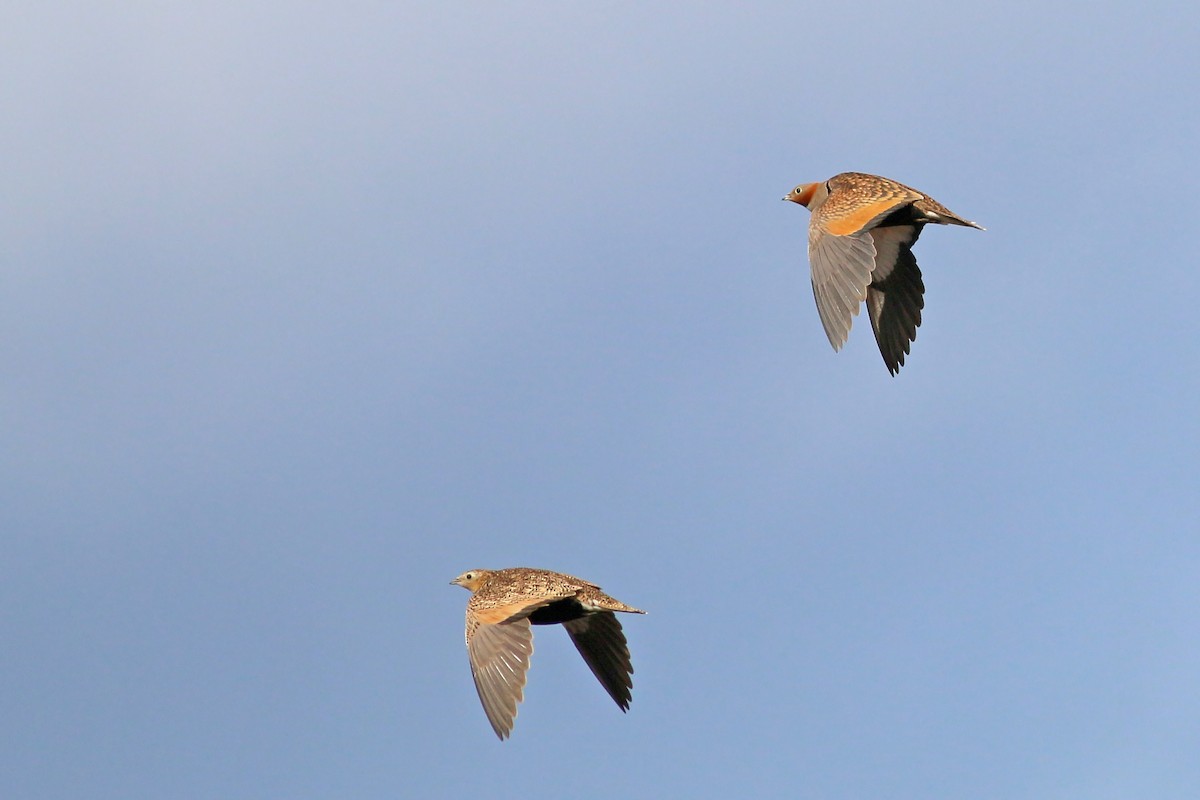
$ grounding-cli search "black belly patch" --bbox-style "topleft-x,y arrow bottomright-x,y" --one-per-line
528,598 -> 586,625
878,206 -> 927,230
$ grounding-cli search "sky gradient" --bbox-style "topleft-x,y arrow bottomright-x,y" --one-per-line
3,3 -> 1199,798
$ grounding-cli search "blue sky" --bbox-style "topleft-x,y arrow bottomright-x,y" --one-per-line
3,3 -> 1198,798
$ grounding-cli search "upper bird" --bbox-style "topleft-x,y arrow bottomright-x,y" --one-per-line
784,172 -> 983,375
450,567 -> 645,740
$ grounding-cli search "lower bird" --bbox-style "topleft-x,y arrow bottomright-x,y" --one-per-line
784,171 -> 983,374
450,567 -> 645,740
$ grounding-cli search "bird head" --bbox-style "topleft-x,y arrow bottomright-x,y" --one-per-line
451,570 -> 489,591
783,181 -> 827,210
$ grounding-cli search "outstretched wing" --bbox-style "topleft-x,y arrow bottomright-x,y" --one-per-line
563,612 -> 635,711
467,617 -> 534,740
866,224 -> 925,375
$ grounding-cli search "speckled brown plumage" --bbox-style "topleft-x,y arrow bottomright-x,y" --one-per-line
784,172 -> 984,374
450,567 -> 645,740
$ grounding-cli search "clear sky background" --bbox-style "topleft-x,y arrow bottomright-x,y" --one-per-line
3,3 -> 1198,798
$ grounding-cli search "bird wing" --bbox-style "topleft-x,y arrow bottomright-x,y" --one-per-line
866,225 -> 925,375
467,616 -> 534,740
808,225 -> 877,350
808,181 -> 920,351
563,612 -> 635,711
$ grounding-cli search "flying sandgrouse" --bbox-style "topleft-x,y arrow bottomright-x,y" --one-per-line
451,567 -> 645,740
784,171 -> 983,374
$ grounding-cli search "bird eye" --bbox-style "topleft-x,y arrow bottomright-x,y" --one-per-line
794,185 -> 804,194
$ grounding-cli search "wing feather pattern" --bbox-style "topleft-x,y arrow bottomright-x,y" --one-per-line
468,619 -> 534,740
563,612 -> 635,711
866,226 -> 925,375
809,229 -> 876,350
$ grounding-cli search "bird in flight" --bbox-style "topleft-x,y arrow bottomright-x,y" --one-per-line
450,567 -> 645,740
784,172 -> 984,374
